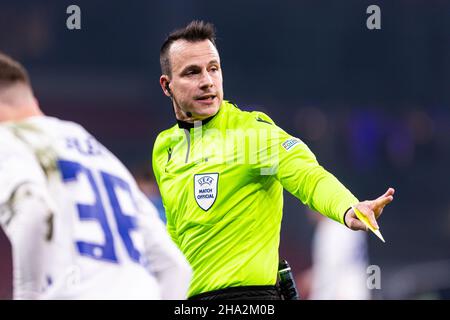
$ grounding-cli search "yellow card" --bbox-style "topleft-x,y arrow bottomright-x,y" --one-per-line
352,206 -> 385,243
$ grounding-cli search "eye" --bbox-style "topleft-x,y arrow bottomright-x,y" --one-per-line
182,68 -> 199,76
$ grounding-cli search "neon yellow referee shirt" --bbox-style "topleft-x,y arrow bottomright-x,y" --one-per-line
152,100 -> 359,297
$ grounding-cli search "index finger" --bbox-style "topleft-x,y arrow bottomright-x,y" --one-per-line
374,195 -> 394,208
377,187 -> 395,200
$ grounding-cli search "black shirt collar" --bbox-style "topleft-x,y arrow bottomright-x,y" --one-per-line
176,114 -> 216,130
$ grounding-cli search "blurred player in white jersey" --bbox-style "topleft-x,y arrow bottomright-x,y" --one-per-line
309,216 -> 370,299
0,52 -> 192,299
298,210 -> 370,300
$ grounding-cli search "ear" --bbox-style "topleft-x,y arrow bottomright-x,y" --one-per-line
160,75 -> 171,97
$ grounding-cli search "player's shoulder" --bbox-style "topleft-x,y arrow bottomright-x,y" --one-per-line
0,125 -> 31,155
27,116 -> 89,137
7,116 -> 87,144
0,126 -> 46,204
0,125 -> 15,141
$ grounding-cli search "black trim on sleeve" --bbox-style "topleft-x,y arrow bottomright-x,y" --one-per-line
256,116 -> 273,125
343,207 -> 352,228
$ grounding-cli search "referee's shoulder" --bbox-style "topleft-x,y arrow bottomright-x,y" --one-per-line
153,123 -> 179,149
226,101 -> 276,128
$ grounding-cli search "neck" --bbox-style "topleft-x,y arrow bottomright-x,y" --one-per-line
0,105 -> 43,122
0,84 -> 43,122
18,106 -> 44,120
173,104 -> 196,123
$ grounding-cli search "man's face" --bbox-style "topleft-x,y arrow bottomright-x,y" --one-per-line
164,39 -> 223,120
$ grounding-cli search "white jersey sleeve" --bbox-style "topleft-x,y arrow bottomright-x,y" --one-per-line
0,131 -> 55,299
135,191 -> 192,299
0,130 -> 43,204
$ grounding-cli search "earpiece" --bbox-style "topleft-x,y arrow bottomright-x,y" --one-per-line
165,82 -> 172,97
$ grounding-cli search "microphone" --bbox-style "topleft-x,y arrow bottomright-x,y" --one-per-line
166,82 -> 192,118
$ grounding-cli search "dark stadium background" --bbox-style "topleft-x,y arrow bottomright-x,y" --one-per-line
0,0 -> 449,299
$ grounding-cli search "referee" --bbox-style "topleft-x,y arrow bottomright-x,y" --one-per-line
153,20 -> 395,300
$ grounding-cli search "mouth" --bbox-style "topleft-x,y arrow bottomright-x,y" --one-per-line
195,94 -> 217,102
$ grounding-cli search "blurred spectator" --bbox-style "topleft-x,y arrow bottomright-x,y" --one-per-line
298,209 -> 370,300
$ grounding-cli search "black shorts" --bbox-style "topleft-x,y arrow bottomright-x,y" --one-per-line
188,285 -> 282,300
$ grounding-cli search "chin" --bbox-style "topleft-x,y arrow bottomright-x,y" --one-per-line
195,105 -> 220,118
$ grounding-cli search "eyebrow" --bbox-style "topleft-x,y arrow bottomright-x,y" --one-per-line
180,60 -> 220,73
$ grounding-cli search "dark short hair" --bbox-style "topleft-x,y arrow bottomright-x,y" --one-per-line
160,20 -> 217,76
0,51 -> 30,88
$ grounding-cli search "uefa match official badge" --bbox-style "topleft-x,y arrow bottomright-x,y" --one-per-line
194,173 -> 219,211
281,138 -> 301,152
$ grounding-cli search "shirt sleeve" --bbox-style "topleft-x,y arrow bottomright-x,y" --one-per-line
151,132 -> 182,247
0,133 -> 55,299
251,111 -> 359,224
152,132 -> 166,188
0,132 -> 45,204
134,190 -> 192,299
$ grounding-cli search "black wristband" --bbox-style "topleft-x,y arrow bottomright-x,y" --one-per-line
343,207 -> 353,228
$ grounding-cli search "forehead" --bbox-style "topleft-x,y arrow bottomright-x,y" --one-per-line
169,40 -> 220,72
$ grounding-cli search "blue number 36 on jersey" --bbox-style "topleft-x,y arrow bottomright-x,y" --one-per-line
58,160 -> 142,264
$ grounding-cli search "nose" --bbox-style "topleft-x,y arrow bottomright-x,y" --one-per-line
199,70 -> 214,90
